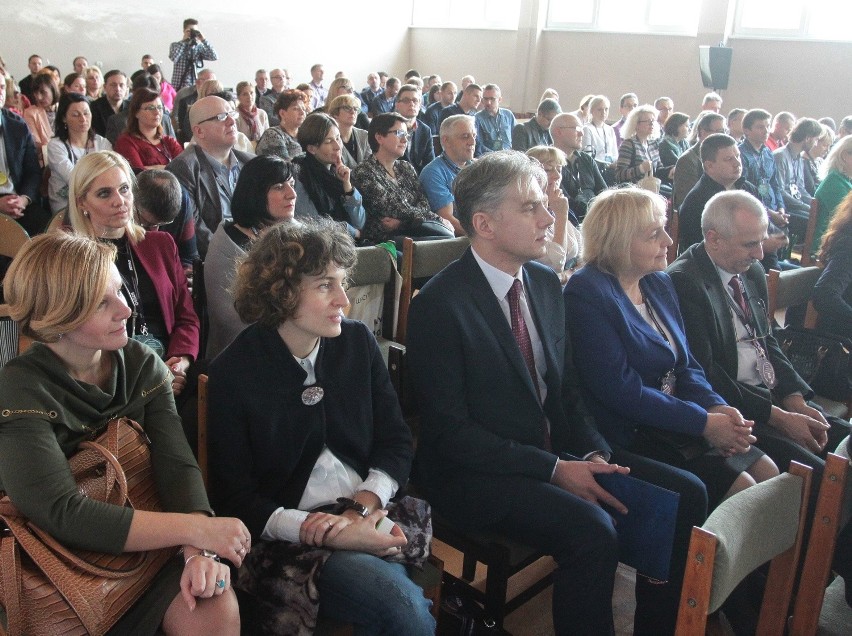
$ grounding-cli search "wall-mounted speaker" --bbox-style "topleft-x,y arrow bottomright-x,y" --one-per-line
699,46 -> 733,91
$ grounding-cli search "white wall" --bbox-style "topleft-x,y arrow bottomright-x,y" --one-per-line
5,1 -> 850,122
4,1 -> 415,90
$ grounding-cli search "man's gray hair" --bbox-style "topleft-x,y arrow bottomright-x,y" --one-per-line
453,150 -> 545,236
440,114 -> 474,138
537,99 -> 561,116
702,190 -> 767,239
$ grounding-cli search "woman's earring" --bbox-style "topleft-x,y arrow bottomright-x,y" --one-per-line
82,210 -> 89,217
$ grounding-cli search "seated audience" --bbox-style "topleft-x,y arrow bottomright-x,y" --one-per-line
174,68 -> 216,144
23,72 -> 59,161
0,68 -> 48,236
91,70 -> 128,137
699,91 -> 723,115
47,92 -> 112,213
614,105 -> 674,193
727,108 -> 746,141
677,133 -> 761,253
773,117 -> 823,239
321,77 -> 370,130
146,64 -> 177,112
61,72 -> 86,97
766,111 -> 795,152
406,151 -> 708,636
566,187 -> 775,510
258,68 -> 286,126
207,220 -> 434,635
166,96 -> 254,258
292,113 -> 365,239
512,98 -> 561,152
613,92 -> 638,147
352,113 -> 453,245
256,89 -> 306,161
812,136 -> 852,254
570,94 -> 594,124
673,111 -> 726,209
359,71 -> 382,110
0,231 -> 244,636
85,65 -> 104,100
204,156 -> 296,359
668,190 -> 850,484
811,191 -> 852,339
368,76 -> 399,117
419,114 -> 476,236
657,112 -> 690,168
68,151 -> 199,395
803,124 -> 834,196
114,88 -> 183,173
395,84 -> 434,173
655,96 -> 674,127
328,94 -> 371,168
540,88 -> 559,103
234,80 -> 269,149
581,95 -> 617,168
550,112 -> 607,219
3,75 -> 29,115
475,84 -> 515,153
526,145 -> 581,283
106,73 -> 176,146
135,169 -> 198,267
437,82 -> 482,128
424,81 -> 456,135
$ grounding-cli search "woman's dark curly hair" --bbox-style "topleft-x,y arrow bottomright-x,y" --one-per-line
232,218 -> 356,328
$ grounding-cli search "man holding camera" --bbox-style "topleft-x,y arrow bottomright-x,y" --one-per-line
169,18 -> 218,90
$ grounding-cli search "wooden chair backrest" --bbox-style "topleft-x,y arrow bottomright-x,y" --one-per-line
801,197 -> 820,266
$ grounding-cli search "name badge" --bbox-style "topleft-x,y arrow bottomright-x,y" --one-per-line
660,370 -> 677,395
789,183 -> 800,199
758,180 -> 771,197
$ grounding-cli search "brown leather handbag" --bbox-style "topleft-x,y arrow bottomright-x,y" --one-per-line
0,417 -> 178,636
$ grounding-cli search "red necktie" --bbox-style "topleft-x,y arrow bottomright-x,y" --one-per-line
507,279 -> 551,450
728,275 -> 751,321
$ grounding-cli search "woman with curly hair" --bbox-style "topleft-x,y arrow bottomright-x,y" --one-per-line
207,219 -> 434,634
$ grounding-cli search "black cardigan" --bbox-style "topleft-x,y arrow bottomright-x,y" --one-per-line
206,320 -> 413,537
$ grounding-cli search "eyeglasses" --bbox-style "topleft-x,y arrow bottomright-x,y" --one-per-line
198,110 -> 237,124
397,97 -> 420,105
637,119 -> 655,125
337,106 -> 359,114
387,129 -> 411,139
141,105 -> 163,112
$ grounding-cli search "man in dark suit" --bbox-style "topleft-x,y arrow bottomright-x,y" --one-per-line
90,70 -> 128,138
0,71 -> 47,236
667,190 -> 849,477
166,96 -> 254,258
393,84 -> 433,174
407,151 -> 703,635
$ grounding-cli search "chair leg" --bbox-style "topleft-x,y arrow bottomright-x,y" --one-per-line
461,554 -> 477,582
483,555 -> 510,629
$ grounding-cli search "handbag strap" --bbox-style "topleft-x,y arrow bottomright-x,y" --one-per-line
1,535 -> 22,636
0,515 -> 100,633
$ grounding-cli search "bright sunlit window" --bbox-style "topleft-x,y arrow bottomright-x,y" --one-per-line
546,0 -> 702,35
734,0 -> 851,41
412,0 -> 522,29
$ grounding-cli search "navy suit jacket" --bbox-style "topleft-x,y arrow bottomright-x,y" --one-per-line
667,243 -> 812,424
564,266 -> 724,449
406,248 -> 609,528
402,122 -> 435,175
1,109 -> 41,202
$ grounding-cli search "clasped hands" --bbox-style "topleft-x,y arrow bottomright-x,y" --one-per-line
705,404 -> 756,456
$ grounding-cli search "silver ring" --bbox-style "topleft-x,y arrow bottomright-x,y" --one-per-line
216,579 -> 225,589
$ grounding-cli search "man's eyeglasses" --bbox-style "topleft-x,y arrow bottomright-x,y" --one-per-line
387,129 -> 411,139
198,110 -> 237,124
397,97 -> 420,105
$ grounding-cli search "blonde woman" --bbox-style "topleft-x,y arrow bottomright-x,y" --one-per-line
328,94 -> 371,168
234,80 -> 269,147
0,231 -> 246,635
526,145 -> 581,283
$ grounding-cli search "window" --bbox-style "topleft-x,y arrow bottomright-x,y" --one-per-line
734,0 -> 850,41
546,0 -> 702,35
412,0 -> 522,29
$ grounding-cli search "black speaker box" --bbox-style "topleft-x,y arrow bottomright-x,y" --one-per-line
699,46 -> 733,90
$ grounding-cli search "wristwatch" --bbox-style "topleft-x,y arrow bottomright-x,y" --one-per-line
334,497 -> 369,518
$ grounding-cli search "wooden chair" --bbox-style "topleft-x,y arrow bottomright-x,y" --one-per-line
801,197 -> 820,266
667,208 -> 680,264
191,258 -> 208,359
197,373 -> 209,488
46,209 -> 67,233
676,461 -> 813,635
395,236 -> 469,345
788,452 -> 850,635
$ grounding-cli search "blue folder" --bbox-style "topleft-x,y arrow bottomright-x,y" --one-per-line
594,472 -> 680,581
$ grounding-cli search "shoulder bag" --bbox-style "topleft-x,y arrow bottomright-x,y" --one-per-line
0,417 -> 178,636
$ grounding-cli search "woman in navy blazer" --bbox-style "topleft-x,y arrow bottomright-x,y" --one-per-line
564,187 -> 777,506
66,151 -> 199,396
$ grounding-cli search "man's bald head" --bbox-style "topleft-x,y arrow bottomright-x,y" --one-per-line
190,96 -> 231,127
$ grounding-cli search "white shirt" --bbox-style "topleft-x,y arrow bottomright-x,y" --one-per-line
261,340 -> 399,542
714,264 -> 763,386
